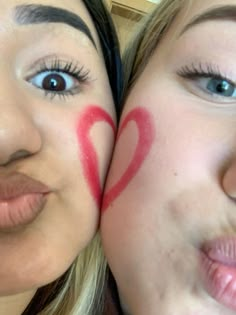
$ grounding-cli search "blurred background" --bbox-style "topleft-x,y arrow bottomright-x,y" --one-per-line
105,0 -> 159,50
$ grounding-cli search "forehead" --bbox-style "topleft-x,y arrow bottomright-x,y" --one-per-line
172,0 -> 236,33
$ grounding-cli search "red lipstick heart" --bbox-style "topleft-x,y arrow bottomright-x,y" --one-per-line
102,107 -> 155,210
77,105 -> 116,206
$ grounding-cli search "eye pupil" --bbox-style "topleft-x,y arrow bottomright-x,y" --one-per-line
42,74 -> 66,91
216,81 -> 228,92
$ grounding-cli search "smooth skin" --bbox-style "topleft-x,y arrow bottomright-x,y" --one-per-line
0,0 -> 115,314
102,1 -> 236,314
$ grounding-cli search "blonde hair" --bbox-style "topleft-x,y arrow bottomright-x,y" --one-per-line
23,234 -> 107,315
42,234 -> 107,315
123,0 -> 187,95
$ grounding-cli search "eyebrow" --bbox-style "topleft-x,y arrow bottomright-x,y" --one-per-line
14,4 -> 97,49
180,5 -> 236,36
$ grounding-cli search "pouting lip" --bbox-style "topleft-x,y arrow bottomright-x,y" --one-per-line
0,193 -> 48,231
202,237 -> 236,267
0,172 -> 50,200
200,247 -> 236,312
0,172 -> 50,230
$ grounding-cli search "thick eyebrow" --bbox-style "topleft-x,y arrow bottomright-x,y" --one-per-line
180,5 -> 236,36
14,4 -> 97,49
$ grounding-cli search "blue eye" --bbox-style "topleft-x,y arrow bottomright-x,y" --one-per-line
30,71 -> 77,93
177,63 -> 236,101
206,78 -> 235,97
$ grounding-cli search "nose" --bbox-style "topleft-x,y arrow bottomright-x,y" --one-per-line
0,104 -> 42,166
222,160 -> 236,199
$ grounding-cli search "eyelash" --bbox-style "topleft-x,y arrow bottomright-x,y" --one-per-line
177,62 -> 235,86
27,58 -> 91,100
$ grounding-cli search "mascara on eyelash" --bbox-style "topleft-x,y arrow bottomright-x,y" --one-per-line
44,89 -> 76,100
26,57 -> 93,100
177,62 -> 236,85
37,58 -> 91,82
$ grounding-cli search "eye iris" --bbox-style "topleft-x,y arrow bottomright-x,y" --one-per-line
42,74 -> 66,91
207,79 -> 234,96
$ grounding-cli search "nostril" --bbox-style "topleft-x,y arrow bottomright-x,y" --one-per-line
4,150 -> 31,166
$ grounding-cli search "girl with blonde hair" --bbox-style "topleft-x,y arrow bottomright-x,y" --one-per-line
102,0 -> 236,314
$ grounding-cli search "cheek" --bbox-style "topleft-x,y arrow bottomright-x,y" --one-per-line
103,107 -> 155,210
76,105 -> 116,206
102,103 -> 224,221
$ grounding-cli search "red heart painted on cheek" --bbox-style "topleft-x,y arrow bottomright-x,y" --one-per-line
102,107 -> 155,210
77,105 -> 116,206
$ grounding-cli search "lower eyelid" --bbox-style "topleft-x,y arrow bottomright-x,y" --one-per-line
26,79 -> 83,101
43,87 -> 81,100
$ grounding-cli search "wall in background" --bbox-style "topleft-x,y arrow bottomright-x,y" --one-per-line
111,0 -> 156,50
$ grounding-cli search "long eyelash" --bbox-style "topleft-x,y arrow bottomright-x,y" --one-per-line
177,62 -> 235,86
30,58 -> 91,100
37,58 -> 91,83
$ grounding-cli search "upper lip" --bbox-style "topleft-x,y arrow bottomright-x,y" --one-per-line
202,237 -> 236,266
0,172 -> 50,200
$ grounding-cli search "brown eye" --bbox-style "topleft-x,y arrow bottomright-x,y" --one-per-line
29,71 -> 77,94
42,73 -> 67,91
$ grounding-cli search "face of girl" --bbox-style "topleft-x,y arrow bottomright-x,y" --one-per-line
101,0 -> 236,314
0,0 -> 116,296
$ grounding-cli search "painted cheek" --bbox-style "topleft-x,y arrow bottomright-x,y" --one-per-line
76,105 -> 116,207
102,107 -> 155,210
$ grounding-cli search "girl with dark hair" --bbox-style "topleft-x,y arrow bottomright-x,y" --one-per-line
0,1 -> 122,314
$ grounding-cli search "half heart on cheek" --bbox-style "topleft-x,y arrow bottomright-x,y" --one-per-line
102,107 -> 155,210
77,105 -> 116,207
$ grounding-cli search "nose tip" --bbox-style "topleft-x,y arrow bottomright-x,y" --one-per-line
0,109 -> 42,166
222,161 -> 236,199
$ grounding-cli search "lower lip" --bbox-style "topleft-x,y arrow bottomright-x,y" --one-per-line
201,252 -> 236,311
0,193 -> 47,230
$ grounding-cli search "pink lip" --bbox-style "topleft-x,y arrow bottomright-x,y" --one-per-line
0,173 -> 50,230
201,237 -> 236,311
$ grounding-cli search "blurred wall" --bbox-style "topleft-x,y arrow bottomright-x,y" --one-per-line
111,0 -> 156,50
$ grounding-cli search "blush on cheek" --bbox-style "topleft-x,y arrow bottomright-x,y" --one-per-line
76,105 -> 116,207
102,107 -> 155,210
